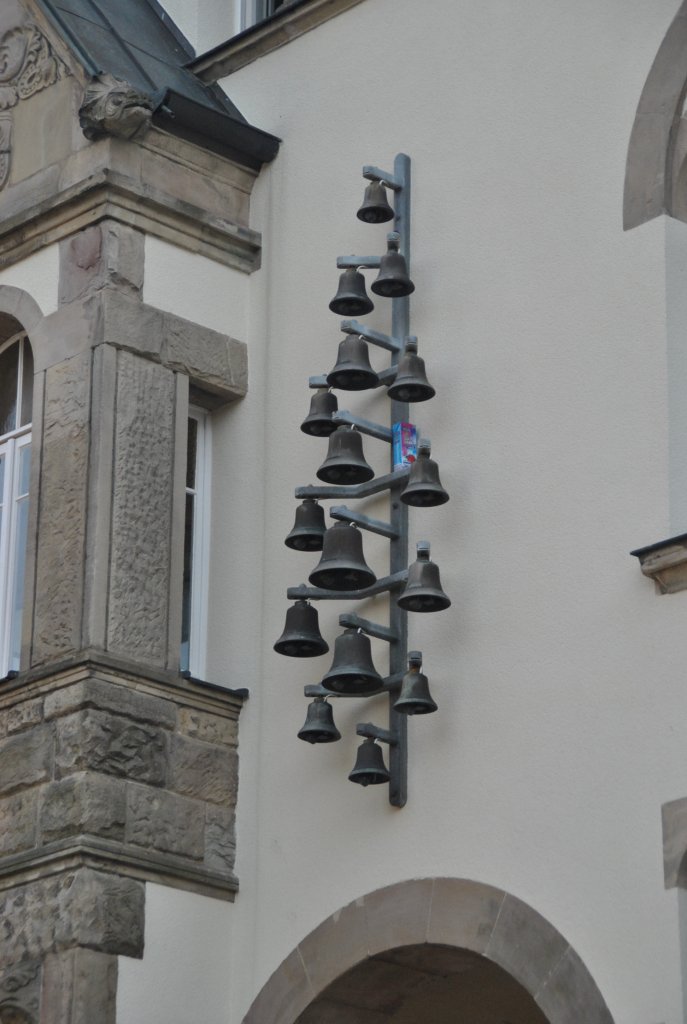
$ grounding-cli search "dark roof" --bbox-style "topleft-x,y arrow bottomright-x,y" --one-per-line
35,0 -> 280,169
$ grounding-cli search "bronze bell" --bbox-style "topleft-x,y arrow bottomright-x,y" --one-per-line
321,628 -> 383,695
394,652 -> 437,715
301,389 -> 339,436
371,236 -> 414,298
329,268 -> 374,316
327,335 -> 379,391
387,338 -> 435,403
397,541 -> 451,612
284,498 -> 327,551
348,738 -> 390,786
400,442 -> 449,507
309,521 -> 376,592
297,698 -> 341,743
317,426 -> 374,485
357,180 -> 394,224
274,600 -> 329,658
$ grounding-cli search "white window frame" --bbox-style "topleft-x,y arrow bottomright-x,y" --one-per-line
0,333 -> 31,679
181,406 -> 211,678
240,0 -> 293,30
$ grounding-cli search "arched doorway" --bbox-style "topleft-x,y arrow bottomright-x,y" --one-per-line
295,944 -> 549,1023
243,879 -> 614,1024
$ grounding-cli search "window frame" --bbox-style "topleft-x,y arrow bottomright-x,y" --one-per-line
0,332 -> 32,679
181,406 -> 212,679
240,0 -> 292,30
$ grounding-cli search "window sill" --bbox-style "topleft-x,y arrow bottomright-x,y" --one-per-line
630,532 -> 687,593
190,0 -> 367,79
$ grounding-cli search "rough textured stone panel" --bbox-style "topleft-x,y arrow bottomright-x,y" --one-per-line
178,707 -> 237,746
168,734 -> 237,806
0,960 -> 41,1023
5,699 -> 43,736
39,773 -> 126,843
0,870 -> 144,965
204,804 -> 235,875
41,949 -> 117,1024
54,709 -> 166,785
32,352 -> 91,664
161,315 -> 248,398
43,678 -> 176,730
0,790 -> 38,857
56,869 -> 144,958
107,352 -> 175,665
58,222 -> 144,304
0,728 -> 52,796
126,785 -> 204,859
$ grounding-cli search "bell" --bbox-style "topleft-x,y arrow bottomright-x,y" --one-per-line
309,521 -> 376,592
387,339 -> 435,403
371,236 -> 414,298
317,426 -> 374,485
394,653 -> 437,715
284,499 -> 327,551
397,541 -> 451,612
329,268 -> 374,316
327,335 -> 379,391
321,628 -> 383,695
297,698 -> 341,743
274,600 -> 329,657
348,738 -> 390,786
400,442 -> 449,507
356,180 -> 394,224
301,389 -> 339,436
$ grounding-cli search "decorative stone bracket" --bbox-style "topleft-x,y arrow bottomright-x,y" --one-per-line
630,534 -> 687,594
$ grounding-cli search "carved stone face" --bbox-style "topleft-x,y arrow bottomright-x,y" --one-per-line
79,74 -> 153,141
0,28 -> 28,83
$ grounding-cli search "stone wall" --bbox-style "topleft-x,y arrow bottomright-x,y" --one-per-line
0,658 -> 241,899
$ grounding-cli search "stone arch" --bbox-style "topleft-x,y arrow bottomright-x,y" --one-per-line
242,878 -> 614,1024
0,286 -> 44,339
624,2 -> 687,229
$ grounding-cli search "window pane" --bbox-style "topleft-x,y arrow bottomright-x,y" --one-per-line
186,418 -> 197,490
20,340 -> 33,427
9,493 -> 28,670
181,492 -> 195,673
0,343 -> 18,436
17,442 -> 30,497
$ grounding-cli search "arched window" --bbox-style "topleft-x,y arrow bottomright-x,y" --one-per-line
0,332 -> 32,677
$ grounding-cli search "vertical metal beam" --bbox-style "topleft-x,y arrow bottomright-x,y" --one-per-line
387,153 -> 411,808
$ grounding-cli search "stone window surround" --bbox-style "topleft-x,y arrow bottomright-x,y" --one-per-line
190,0 -> 367,79
242,877 -> 615,1024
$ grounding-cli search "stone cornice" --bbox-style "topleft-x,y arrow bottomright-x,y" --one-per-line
0,165 -> 261,272
630,533 -> 687,593
0,836 -> 238,900
2,651 -> 246,718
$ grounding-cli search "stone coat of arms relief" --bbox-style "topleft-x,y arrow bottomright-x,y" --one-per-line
0,11 -> 69,189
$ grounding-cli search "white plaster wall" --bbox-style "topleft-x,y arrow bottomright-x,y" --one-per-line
119,2 -> 687,1024
116,884 -> 234,1024
143,236 -> 248,339
0,244 -> 59,317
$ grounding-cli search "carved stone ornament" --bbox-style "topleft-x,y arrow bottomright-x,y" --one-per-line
0,1007 -> 34,1024
79,73 -> 154,142
0,16 -> 69,189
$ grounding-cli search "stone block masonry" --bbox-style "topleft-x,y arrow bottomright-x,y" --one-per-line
0,658 -> 241,902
